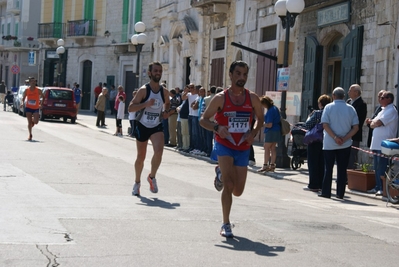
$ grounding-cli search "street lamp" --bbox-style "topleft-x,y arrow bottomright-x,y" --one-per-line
130,22 -> 147,90
56,38 -> 65,87
274,0 -> 305,168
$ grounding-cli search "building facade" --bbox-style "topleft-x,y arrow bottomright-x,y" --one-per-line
0,0 -> 41,91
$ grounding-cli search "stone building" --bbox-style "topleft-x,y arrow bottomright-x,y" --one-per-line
0,0 -> 41,90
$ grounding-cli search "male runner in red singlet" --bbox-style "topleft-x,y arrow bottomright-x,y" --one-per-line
21,77 -> 44,141
200,61 -> 264,238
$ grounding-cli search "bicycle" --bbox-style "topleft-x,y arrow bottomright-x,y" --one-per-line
385,154 -> 399,204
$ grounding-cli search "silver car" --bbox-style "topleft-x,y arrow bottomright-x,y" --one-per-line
14,85 -> 28,116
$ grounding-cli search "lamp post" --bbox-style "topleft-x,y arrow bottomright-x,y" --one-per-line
56,38 -> 65,87
130,22 -> 147,90
274,0 -> 305,168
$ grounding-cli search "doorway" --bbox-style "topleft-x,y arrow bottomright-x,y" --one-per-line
325,36 -> 343,95
81,60 -> 92,110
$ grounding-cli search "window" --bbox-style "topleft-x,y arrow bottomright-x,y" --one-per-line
261,25 -> 277,43
214,37 -> 225,51
49,90 -> 72,100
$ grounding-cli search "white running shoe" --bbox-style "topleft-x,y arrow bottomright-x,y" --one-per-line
132,182 -> 140,196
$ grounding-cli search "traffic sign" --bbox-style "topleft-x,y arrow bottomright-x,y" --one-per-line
11,65 -> 20,74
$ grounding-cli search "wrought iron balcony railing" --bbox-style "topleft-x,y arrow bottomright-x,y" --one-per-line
37,22 -> 65,39
67,20 -> 97,37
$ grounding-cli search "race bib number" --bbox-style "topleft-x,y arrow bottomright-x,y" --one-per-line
27,100 -> 36,105
143,111 -> 160,124
228,117 -> 249,133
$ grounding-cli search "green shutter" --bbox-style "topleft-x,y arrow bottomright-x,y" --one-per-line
121,0 -> 129,42
84,0 -> 94,35
15,23 -> 18,36
135,0 -> 142,24
53,0 -> 63,38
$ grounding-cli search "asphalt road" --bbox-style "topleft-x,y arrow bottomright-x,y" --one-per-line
0,110 -> 398,267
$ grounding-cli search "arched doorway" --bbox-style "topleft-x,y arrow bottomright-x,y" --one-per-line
326,36 -> 343,95
81,60 -> 92,110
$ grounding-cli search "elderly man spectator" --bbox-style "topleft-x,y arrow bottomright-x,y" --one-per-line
93,82 -> 102,113
366,90 -> 385,147
0,80 -> 7,109
346,84 -> 367,169
166,89 -> 181,147
365,91 -> 398,195
318,87 -> 359,200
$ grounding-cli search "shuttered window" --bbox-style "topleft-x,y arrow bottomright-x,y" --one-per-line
261,25 -> 277,43
214,37 -> 225,51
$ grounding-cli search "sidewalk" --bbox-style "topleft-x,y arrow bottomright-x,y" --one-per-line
75,110 -> 385,202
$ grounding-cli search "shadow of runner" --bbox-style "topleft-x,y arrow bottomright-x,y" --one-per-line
137,196 -> 180,209
215,236 -> 285,256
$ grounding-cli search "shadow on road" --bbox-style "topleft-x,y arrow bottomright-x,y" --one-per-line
137,196 -> 180,209
215,236 -> 285,256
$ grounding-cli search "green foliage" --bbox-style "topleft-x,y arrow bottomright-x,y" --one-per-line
356,162 -> 373,172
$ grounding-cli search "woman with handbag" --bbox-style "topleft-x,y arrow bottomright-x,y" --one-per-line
258,96 -> 281,172
303,94 -> 331,192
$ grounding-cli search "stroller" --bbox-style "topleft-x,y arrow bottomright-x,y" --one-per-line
289,123 -> 307,170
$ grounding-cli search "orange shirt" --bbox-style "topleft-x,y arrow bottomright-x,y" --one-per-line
25,87 -> 40,109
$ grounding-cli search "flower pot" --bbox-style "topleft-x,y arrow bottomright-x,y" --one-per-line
381,176 -> 399,198
347,169 -> 376,192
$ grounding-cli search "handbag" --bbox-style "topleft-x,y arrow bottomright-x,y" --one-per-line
280,118 -> 291,136
303,123 -> 323,145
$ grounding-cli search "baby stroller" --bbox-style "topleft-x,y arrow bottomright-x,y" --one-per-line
290,123 -> 307,170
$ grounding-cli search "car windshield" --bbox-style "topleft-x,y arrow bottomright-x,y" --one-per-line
49,90 -> 72,100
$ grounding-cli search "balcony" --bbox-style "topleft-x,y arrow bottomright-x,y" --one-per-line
190,0 -> 231,15
37,22 -> 65,46
6,0 -> 20,14
66,19 -> 97,45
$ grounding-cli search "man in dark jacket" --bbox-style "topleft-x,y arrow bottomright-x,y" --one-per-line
347,84 -> 368,169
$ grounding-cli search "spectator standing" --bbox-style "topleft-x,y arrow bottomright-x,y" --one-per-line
365,91 -> 398,195
74,84 -> 82,116
109,85 -> 117,115
319,87 -> 359,199
258,96 -> 281,173
346,84 -> 368,169
303,94 -> 332,192
95,87 -> 108,127
366,90 -> 385,147
0,80 -> 7,108
115,95 -> 125,136
166,89 -> 181,147
161,83 -> 169,145
197,86 -> 207,155
93,82 -> 102,113
114,85 -> 126,118
202,86 -> 217,157
188,85 -> 200,152
178,86 -> 190,151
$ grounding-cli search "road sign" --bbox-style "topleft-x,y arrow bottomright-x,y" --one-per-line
11,65 -> 20,74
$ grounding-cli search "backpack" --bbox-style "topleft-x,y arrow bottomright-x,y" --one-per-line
135,83 -> 165,122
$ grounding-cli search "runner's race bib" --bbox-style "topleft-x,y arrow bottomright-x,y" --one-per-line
27,100 -> 36,105
228,117 -> 249,133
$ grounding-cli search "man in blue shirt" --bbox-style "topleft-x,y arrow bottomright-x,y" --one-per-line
319,87 -> 359,199
74,83 -> 82,115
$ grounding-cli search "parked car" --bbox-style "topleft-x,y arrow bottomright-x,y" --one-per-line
40,87 -> 77,123
13,85 -> 28,116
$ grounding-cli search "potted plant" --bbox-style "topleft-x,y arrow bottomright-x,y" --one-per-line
27,36 -> 34,41
347,162 -> 376,192
13,40 -> 21,47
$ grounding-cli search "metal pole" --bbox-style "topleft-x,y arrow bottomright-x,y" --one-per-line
135,44 -> 143,90
275,11 -> 291,168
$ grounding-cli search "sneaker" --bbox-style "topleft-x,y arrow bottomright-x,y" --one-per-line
147,175 -> 158,193
248,160 -> 256,166
214,166 -> 223,192
220,223 -> 234,238
375,190 -> 383,196
367,188 -> 377,194
132,182 -> 140,196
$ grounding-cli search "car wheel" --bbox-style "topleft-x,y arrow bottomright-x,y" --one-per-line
71,117 -> 76,124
